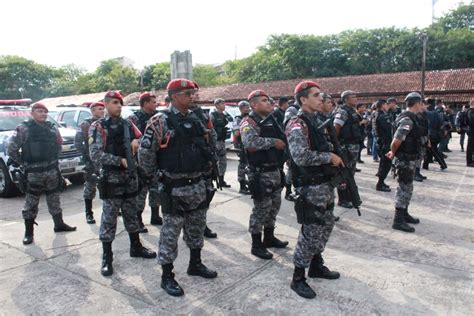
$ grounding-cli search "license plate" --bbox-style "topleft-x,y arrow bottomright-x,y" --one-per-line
60,160 -> 78,170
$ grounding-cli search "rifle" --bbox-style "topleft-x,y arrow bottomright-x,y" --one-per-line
208,138 -> 223,190
427,146 -> 448,169
319,118 -> 362,216
123,120 -> 137,178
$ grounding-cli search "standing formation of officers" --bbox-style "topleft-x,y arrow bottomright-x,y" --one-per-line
9,77 -> 471,300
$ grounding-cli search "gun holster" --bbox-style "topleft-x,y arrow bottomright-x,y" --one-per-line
248,170 -> 263,200
294,194 -> 326,225
97,173 -> 110,199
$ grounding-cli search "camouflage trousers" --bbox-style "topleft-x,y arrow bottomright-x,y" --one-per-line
83,172 -> 98,200
237,150 -> 248,182
216,140 -> 227,177
293,183 -> 336,268
415,146 -> 427,169
22,169 -> 63,220
394,158 -> 416,209
249,169 -> 282,234
157,209 -> 207,265
137,180 -> 160,213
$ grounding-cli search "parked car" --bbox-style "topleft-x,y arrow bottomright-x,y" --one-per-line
48,105 -> 92,129
0,102 -> 85,197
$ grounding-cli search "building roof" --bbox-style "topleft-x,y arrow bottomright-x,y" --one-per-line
39,68 -> 474,107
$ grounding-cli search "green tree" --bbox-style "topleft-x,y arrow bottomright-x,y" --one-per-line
48,64 -> 86,97
142,62 -> 171,91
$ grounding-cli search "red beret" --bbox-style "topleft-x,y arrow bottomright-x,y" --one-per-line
166,79 -> 195,92
139,92 -> 155,102
294,81 -> 320,94
247,90 -> 269,101
31,103 -> 48,112
104,91 -> 124,104
82,102 -> 93,107
90,101 -> 105,109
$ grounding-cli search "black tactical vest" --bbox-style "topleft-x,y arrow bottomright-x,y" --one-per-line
211,111 -> 229,141
395,111 -> 422,156
246,113 -> 285,167
98,118 -> 129,171
135,110 -> 156,134
339,105 -> 362,144
290,113 -> 338,180
416,112 -> 429,137
22,120 -> 59,163
375,111 -> 393,143
156,110 -> 210,173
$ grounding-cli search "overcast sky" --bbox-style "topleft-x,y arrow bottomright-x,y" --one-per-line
1,0 -> 469,71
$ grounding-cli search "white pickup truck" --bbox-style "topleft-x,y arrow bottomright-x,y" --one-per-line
0,102 -> 85,197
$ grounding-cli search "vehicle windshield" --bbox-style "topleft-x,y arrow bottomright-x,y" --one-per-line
0,110 -> 60,132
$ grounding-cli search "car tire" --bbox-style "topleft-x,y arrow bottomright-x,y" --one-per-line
67,174 -> 85,186
0,161 -> 20,198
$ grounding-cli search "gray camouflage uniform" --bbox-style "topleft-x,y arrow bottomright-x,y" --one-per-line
240,113 -> 282,234
232,114 -> 248,182
88,118 -> 140,242
285,111 -> 336,268
393,117 -> 417,209
75,119 -> 99,200
138,105 -> 212,265
8,120 -> 64,220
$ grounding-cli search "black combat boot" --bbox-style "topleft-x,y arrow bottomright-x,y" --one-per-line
263,226 -> 289,248
337,201 -> 353,209
251,233 -> 273,259
284,184 -> 296,201
415,168 -> 427,180
392,208 -> 415,233
101,242 -> 113,277
376,179 -> 391,192
204,226 -> 217,238
404,208 -> 420,224
137,212 -> 148,233
150,206 -> 163,225
84,199 -> 95,224
52,214 -> 77,232
219,176 -> 231,188
308,253 -> 340,279
161,263 -> 184,297
239,181 -> 251,194
129,232 -> 156,258
290,266 -> 316,299
23,219 -> 36,245
187,248 -> 218,278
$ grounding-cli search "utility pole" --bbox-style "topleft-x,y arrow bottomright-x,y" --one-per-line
421,32 -> 428,98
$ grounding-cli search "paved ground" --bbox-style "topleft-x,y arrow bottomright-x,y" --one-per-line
1,134 -> 473,315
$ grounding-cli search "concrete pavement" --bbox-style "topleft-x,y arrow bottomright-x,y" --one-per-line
0,135 -> 473,315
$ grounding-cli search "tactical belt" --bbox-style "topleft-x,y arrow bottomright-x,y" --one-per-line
249,165 -> 279,173
340,140 -> 360,145
162,175 -> 204,188
26,163 -> 57,173
294,175 -> 332,187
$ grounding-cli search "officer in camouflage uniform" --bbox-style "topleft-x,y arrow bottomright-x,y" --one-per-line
373,99 -> 393,192
8,103 -> 76,245
386,92 -> 424,233
240,90 -> 289,260
415,102 -> 429,181
333,90 -> 362,209
138,79 -> 217,297
210,98 -> 233,188
89,91 -> 156,277
189,81 -> 218,238
74,101 -> 105,224
283,100 -> 300,202
285,81 -> 343,299
127,92 -> 162,232
233,100 -> 251,194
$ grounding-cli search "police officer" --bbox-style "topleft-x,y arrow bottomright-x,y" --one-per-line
128,92 -> 162,232
89,91 -> 156,277
240,90 -> 289,260
8,103 -> 76,245
373,99 -> 393,192
285,81 -> 343,299
455,105 -> 469,152
272,97 -> 289,127
415,102 -> 429,181
333,90 -> 362,208
466,99 -> 474,167
386,92 -> 424,233
211,98 -> 233,188
75,101 -> 105,224
283,100 -> 300,201
232,100 -> 251,194
138,79 -> 217,297
189,81 -> 218,238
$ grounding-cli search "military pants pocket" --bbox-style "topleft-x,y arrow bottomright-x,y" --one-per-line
294,195 -> 325,225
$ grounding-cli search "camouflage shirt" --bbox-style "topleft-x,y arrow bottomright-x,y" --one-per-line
240,111 -> 278,152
